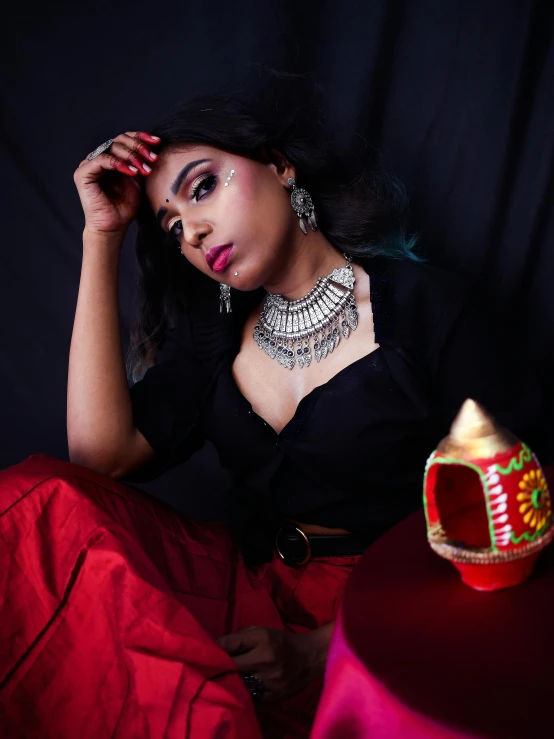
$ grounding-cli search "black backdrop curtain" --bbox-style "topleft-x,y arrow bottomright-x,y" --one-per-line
2,0 -> 553,518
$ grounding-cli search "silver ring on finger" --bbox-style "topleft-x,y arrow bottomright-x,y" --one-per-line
87,139 -> 114,161
242,673 -> 267,702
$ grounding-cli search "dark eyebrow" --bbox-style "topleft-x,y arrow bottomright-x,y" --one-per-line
155,158 -> 213,229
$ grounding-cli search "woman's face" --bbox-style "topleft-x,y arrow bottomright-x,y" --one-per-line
144,144 -> 299,291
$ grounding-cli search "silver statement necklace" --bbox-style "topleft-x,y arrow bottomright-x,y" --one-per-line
253,253 -> 358,370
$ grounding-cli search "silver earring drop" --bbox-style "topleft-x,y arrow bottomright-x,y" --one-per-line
287,177 -> 318,235
219,283 -> 232,313
216,171 -> 236,313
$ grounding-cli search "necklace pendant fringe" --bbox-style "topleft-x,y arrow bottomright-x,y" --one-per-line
320,334 -> 329,360
347,297 -> 358,330
326,325 -> 336,353
314,340 -> 322,363
302,340 -> 312,367
341,314 -> 350,339
296,339 -> 305,369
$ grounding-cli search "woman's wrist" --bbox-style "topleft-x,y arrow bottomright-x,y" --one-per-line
292,622 -> 335,675
82,227 -> 125,259
311,622 -> 335,671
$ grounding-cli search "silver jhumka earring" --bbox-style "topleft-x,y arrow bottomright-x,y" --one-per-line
288,177 -> 318,234
218,169 -> 236,313
219,283 -> 232,313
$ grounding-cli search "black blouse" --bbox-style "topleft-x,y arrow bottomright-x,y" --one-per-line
126,255 -> 547,564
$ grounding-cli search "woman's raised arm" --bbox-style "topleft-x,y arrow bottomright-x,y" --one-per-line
67,228 -> 156,478
67,132 -> 160,477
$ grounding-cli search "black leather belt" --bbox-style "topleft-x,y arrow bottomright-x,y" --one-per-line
275,523 -> 369,567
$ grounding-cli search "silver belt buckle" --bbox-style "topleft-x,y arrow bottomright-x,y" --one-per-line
275,525 -> 312,566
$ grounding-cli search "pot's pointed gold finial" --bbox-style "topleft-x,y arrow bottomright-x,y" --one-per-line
436,398 -> 518,460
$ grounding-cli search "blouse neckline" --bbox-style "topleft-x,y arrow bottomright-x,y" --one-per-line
226,345 -> 384,439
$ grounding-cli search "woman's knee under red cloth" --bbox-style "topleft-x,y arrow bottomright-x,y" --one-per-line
0,454 -> 359,739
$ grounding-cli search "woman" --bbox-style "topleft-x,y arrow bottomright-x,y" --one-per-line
0,91 -> 547,739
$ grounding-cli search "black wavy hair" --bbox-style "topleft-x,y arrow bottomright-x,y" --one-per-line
127,78 -> 422,382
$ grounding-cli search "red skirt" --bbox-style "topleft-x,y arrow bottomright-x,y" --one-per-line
0,454 -> 359,739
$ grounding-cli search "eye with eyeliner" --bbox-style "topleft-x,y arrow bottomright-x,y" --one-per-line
190,173 -> 217,201
168,173 -> 217,237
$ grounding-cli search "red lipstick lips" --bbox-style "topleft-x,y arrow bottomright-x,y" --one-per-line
206,244 -> 234,272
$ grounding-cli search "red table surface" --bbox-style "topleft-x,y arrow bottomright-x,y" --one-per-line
312,467 -> 554,739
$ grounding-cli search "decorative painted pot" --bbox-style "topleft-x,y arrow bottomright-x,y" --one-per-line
423,399 -> 554,591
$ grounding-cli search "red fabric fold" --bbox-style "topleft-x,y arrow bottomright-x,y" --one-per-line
0,454 -> 358,739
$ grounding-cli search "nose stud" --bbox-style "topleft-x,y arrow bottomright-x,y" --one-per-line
224,169 -> 235,186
